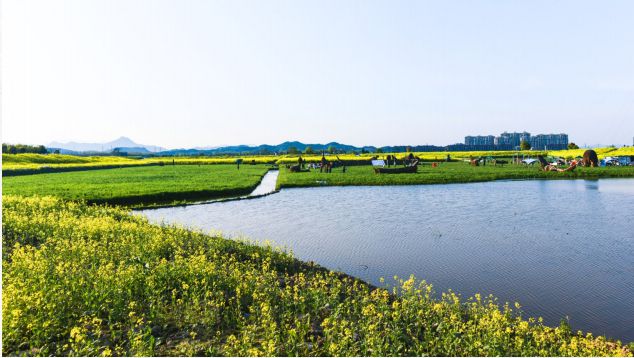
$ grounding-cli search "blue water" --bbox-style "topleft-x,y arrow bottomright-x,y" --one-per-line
140,179 -> 634,342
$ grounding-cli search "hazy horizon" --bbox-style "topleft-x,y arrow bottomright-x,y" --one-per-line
3,0 -> 633,148
14,134 -> 630,151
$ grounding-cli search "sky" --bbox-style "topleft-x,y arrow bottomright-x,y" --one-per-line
2,0 -> 633,149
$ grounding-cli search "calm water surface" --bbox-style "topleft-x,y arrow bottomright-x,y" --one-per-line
141,179 -> 634,341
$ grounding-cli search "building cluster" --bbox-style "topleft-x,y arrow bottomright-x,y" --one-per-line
462,132 -> 568,150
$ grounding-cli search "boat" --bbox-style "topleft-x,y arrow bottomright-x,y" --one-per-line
374,165 -> 417,174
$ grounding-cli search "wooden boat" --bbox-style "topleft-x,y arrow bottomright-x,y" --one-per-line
374,165 -> 417,174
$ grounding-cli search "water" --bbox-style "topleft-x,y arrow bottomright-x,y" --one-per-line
140,179 -> 634,342
248,170 -> 278,196
177,170 -> 279,206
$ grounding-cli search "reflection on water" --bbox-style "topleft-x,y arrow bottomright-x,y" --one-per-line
141,179 -> 634,341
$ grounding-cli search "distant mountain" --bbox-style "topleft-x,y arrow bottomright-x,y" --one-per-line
157,141 -> 380,156
46,147 -> 81,155
48,137 -> 164,153
45,138 -> 448,156
112,146 -> 151,154
156,141 -> 456,156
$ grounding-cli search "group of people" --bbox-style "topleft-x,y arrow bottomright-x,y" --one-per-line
290,155 -> 346,173
381,153 -> 424,167
538,155 -> 578,172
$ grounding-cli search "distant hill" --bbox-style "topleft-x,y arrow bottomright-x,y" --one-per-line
158,141 -> 380,156
46,148 -> 81,155
157,141 -> 452,156
112,147 -> 151,154
45,138 -> 450,156
48,136 -> 164,153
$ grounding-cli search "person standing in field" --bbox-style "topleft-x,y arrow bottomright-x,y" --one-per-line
320,153 -> 327,173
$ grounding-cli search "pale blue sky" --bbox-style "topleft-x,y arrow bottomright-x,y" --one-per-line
2,0 -> 633,148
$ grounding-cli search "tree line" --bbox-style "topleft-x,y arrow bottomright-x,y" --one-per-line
2,143 -> 48,154
287,145 -> 389,155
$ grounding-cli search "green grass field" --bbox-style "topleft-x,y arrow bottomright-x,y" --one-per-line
2,164 -> 269,206
278,162 -> 634,189
5,161 -> 632,207
4,146 -> 632,176
3,196 -> 630,356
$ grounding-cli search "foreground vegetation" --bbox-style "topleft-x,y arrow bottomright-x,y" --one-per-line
278,162 -> 634,189
2,165 -> 269,207
2,196 -> 630,356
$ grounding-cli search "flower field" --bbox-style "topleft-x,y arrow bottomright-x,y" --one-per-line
2,153 -> 138,166
2,196 -> 631,356
607,146 -> 634,157
1,154 -> 280,176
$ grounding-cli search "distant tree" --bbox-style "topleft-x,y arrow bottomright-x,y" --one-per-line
406,146 -> 412,153
520,140 -> 531,150
54,149 -> 61,154
375,148 -> 384,153
327,145 -> 336,154
2,143 -> 48,154
361,148 -> 369,154
287,146 -> 300,155
567,142 -> 579,150
304,146 -> 315,155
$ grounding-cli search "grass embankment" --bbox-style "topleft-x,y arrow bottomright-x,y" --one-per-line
278,162 -> 634,189
2,165 -> 269,207
2,196 -> 630,356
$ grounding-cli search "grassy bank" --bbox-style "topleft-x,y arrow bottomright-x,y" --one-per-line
2,165 -> 269,207
278,162 -> 634,189
6,160 -> 632,206
2,196 -> 630,356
